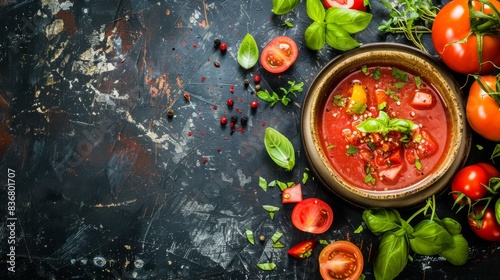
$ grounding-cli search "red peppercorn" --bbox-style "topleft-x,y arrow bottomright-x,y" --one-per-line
253,75 -> 261,84
219,43 -> 227,52
250,101 -> 259,109
220,117 -> 228,125
227,99 -> 234,107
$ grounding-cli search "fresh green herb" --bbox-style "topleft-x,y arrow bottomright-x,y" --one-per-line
364,173 -> 376,185
414,134 -> 422,143
367,141 -> 376,151
271,231 -> 284,244
327,144 -> 335,149
302,171 -> 309,184
257,81 -> 304,107
394,81 -> 406,89
263,205 -> 280,220
415,158 -> 422,170
282,21 -> 294,27
245,228 -> 255,245
361,65 -> 368,75
492,144 -> 500,163
333,94 -> 347,107
257,262 -> 277,271
346,145 -> 360,156
377,101 -> 387,111
268,180 -> 277,188
392,67 -> 409,82
354,225 -> 364,233
476,144 -> 484,150
275,180 -> 292,191
319,239 -> 329,245
362,196 -> 469,279
414,76 -> 422,88
356,111 -> 418,136
264,127 -> 296,171
373,67 -> 381,80
237,33 -> 259,69
378,0 -> 438,52
272,241 -> 285,248
272,0 -> 300,15
350,102 -> 367,114
259,177 -> 268,192
304,0 -> 372,51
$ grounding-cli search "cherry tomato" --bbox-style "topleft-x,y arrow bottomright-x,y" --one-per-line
287,239 -> 317,259
451,163 -> 500,204
260,36 -> 298,74
468,205 -> 500,242
282,183 -> 303,204
323,0 -> 366,11
319,241 -> 364,280
291,198 -> 334,234
466,76 -> 500,141
432,0 -> 500,74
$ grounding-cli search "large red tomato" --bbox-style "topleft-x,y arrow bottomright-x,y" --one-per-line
468,205 -> 500,242
451,163 -> 500,204
466,76 -> 500,141
260,36 -> 298,74
432,0 -> 500,74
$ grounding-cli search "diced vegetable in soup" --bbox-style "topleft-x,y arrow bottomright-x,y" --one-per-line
320,66 -> 450,191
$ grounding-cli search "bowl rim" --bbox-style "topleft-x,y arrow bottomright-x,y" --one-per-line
301,42 -> 471,208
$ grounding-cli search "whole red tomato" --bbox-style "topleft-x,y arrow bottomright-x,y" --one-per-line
432,0 -> 500,74
451,163 -> 500,204
466,76 -> 500,141
468,205 -> 500,242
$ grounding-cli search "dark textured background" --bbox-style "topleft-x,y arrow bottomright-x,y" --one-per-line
0,0 -> 499,279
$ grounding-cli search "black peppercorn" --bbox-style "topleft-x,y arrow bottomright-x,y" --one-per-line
230,115 -> 238,123
214,38 -> 221,49
241,116 -> 248,126
166,108 -> 174,118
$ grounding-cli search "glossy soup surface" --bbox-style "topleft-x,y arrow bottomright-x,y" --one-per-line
320,66 -> 450,191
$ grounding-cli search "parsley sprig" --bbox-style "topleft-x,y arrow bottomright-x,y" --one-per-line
257,81 -> 304,107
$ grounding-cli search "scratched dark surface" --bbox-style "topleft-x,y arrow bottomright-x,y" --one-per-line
0,0 -> 499,279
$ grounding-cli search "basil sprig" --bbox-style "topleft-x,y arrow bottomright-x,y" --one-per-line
264,127 -> 295,171
362,196 -> 469,280
237,33 -> 259,70
356,111 -> 418,136
304,0 -> 372,51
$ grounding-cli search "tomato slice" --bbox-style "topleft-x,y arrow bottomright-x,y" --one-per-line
282,183 -> 303,204
319,241 -> 364,280
291,198 -> 334,234
287,239 -> 317,259
323,0 -> 366,11
260,36 -> 298,74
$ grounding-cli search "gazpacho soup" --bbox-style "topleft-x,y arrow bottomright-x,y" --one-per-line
320,65 -> 450,191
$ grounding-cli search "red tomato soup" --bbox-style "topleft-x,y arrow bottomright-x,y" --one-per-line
320,66 -> 450,191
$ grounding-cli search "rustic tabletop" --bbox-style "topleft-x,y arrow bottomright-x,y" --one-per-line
0,0 -> 499,279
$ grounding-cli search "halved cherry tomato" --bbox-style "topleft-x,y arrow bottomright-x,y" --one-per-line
287,239 -> 317,259
323,0 -> 366,11
451,163 -> 500,204
291,198 -> 334,234
468,205 -> 500,242
466,76 -> 500,141
260,36 -> 298,74
319,240 -> 364,280
282,184 -> 303,204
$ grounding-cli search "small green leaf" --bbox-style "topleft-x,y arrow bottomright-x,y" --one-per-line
346,145 -> 359,156
282,21 -> 294,27
319,239 -> 329,245
476,144 -> 484,150
257,262 -> 277,271
414,76 -> 422,88
415,158 -> 422,171
276,180 -> 289,191
306,0 -> 326,22
302,171 -> 309,184
492,144 -> 500,162
264,127 -> 296,171
272,0 -> 300,15
263,205 -> 280,212
271,231 -> 284,243
272,241 -> 285,248
354,225 -> 364,233
245,228 -> 255,245
259,177 -> 267,192
237,34 -> 259,69
325,7 -> 373,34
392,67 -> 409,81
305,21 -> 326,50
373,67 -> 381,80
325,23 -> 360,51
394,81 -> 406,89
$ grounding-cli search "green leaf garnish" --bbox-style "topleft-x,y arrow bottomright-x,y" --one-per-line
264,127 -> 295,171
245,228 -> 255,245
237,33 -> 259,69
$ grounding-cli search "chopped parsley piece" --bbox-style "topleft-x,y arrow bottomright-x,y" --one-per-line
361,65 -> 368,75
327,144 -> 335,149
259,177 -> 267,192
394,81 -> 406,89
271,231 -> 283,244
392,67 -> 409,81
346,145 -> 360,156
373,67 -> 381,80
272,241 -> 285,248
364,173 -> 376,185
245,228 -> 255,245
354,225 -> 364,233
350,102 -> 367,114
414,76 -> 422,88
415,158 -> 422,171
257,263 -> 276,271
367,141 -> 376,151
378,101 -> 387,111
333,94 -> 347,107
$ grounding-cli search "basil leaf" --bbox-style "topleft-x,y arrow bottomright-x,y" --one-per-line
257,262 -> 277,271
237,33 -> 259,69
325,7 -> 372,34
264,127 -> 295,171
272,0 -> 300,15
436,217 -> 462,236
325,23 -> 360,51
272,241 -> 285,248
389,118 -> 418,134
245,228 -> 255,245
271,231 -> 284,243
305,21 -> 326,50
439,234 -> 469,266
362,208 -> 402,236
259,176 -> 267,192
306,0 -> 325,22
409,220 -> 454,256
262,205 -> 280,212
374,231 -> 408,280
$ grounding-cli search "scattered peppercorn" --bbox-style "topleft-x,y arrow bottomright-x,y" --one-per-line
250,100 -> 259,109
166,108 -> 174,118
219,43 -> 227,52
214,61 -> 220,67
259,235 -> 265,242
253,75 -> 261,84
231,115 -> 238,123
244,79 -> 249,86
214,38 -> 221,48
184,93 -> 191,102
241,116 -> 248,126
227,99 -> 234,107
255,84 -> 261,91
220,116 -> 228,125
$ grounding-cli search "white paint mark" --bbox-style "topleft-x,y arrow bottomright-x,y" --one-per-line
236,169 -> 251,187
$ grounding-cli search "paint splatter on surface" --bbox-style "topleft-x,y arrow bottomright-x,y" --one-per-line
0,0 -> 499,279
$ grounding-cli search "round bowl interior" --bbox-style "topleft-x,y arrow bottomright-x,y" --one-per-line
301,43 -> 471,208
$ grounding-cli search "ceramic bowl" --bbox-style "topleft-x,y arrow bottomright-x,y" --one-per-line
301,43 -> 471,208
